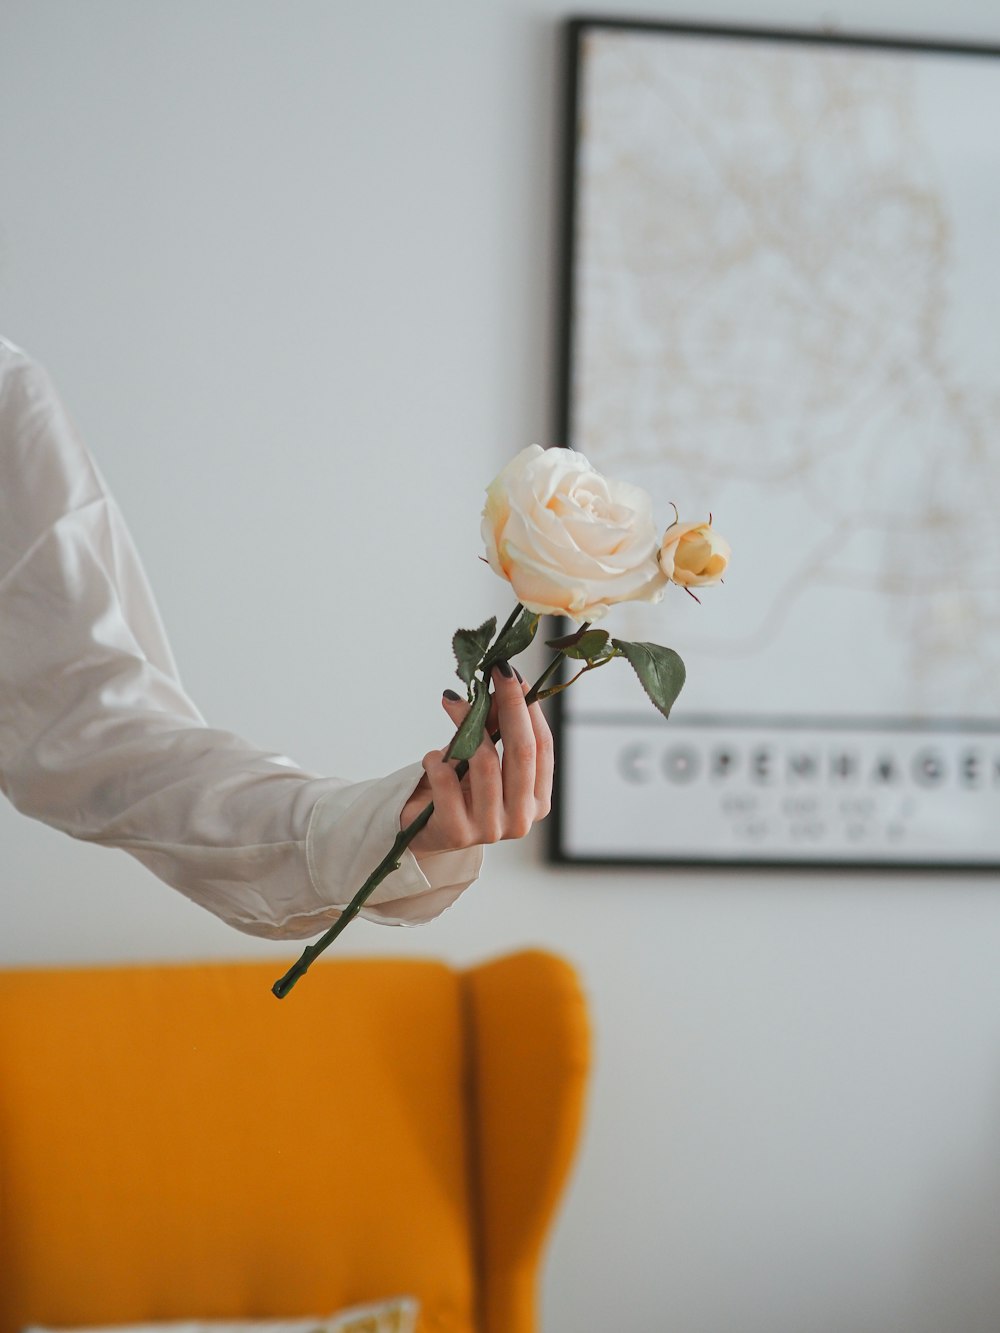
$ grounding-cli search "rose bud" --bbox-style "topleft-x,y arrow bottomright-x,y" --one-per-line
658,520 -> 731,587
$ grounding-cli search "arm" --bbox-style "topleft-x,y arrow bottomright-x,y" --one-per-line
0,339 -> 483,939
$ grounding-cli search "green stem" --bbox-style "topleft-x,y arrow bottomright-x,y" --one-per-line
494,602 -> 524,643
523,620 -> 591,706
271,609 -> 585,999
534,650 -> 612,701
271,801 -> 436,998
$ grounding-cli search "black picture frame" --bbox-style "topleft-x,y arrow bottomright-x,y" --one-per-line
550,16 -> 1000,871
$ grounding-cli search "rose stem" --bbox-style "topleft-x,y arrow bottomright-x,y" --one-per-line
523,621 -> 590,704
491,602 -> 524,650
271,615 -> 588,998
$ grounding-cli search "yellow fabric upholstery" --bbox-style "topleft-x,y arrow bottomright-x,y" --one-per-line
0,950 -> 589,1333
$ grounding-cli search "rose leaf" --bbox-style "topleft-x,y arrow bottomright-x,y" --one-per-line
545,627 -> 587,651
612,640 -> 686,720
562,629 -> 612,663
447,678 -> 492,761
453,617 -> 497,688
482,608 -> 541,668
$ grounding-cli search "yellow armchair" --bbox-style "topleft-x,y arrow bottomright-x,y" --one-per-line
0,949 -> 589,1333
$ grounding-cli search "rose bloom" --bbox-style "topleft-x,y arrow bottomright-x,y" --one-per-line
658,520 -> 731,587
481,445 -> 667,621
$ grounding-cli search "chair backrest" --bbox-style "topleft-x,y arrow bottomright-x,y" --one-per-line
0,949 -> 589,1333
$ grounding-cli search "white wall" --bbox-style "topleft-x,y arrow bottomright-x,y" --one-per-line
3,3 -> 1000,1331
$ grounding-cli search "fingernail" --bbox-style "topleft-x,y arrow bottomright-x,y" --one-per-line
443,689 -> 461,701
513,666 -> 524,683
497,659 -> 513,678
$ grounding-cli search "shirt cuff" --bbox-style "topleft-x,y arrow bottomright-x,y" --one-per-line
305,761 -> 483,927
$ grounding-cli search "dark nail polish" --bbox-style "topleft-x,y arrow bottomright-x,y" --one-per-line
497,659 -> 513,678
443,689 -> 461,701
513,666 -> 524,683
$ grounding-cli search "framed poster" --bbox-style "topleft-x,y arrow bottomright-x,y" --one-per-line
552,18 -> 1000,869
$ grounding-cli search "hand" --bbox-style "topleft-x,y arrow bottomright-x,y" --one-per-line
402,660 -> 554,857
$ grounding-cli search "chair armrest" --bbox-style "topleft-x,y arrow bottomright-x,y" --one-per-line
462,949 -> 591,1333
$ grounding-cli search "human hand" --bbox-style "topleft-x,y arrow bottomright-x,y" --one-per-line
402,660 -> 554,857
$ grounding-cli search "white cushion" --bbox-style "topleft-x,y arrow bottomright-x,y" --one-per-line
23,1299 -> 419,1333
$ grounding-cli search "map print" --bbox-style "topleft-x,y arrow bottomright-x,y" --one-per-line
558,27 -> 1000,866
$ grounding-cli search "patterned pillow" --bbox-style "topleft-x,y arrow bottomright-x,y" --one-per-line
329,1299 -> 418,1333
23,1299 -> 419,1333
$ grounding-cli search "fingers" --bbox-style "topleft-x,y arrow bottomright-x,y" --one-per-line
424,668 -> 553,850
490,661 -> 540,837
475,661 -> 555,832
510,665 -> 554,819
418,748 -> 473,849
527,687 -> 554,816
442,687 -> 504,842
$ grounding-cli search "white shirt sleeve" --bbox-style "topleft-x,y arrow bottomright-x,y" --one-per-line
0,338 -> 482,939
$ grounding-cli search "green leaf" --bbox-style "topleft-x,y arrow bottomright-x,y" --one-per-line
562,629 -> 612,663
447,677 -> 492,761
612,640 -> 686,720
453,617 -> 497,688
545,627 -> 586,651
482,608 -> 541,668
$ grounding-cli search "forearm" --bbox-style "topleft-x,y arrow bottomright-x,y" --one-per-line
0,346 -> 481,937
2,644 -> 482,938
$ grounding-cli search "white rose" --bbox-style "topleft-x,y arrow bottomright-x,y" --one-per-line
481,445 -> 667,621
658,519 -> 731,587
